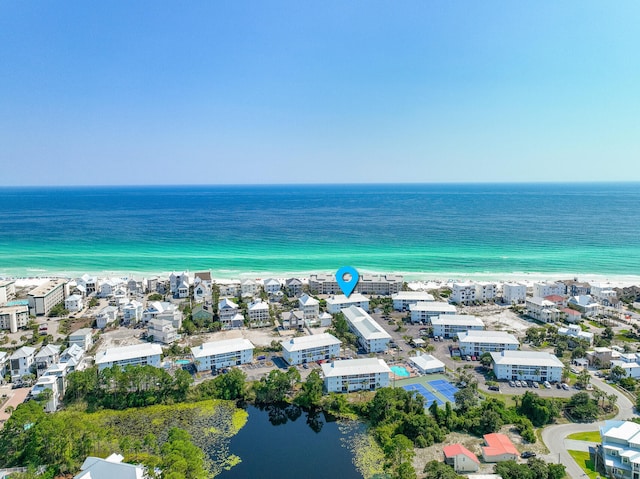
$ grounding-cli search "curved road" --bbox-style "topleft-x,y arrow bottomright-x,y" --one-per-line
542,375 -> 637,479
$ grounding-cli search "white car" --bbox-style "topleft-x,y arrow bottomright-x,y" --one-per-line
543,381 -> 551,388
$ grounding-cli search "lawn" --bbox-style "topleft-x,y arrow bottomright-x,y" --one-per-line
566,431 -> 601,442
588,320 -> 603,328
567,450 -> 600,479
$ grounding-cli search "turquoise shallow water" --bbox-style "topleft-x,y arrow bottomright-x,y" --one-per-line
0,183 -> 639,279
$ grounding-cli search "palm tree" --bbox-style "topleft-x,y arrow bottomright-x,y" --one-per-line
607,393 -> 618,412
592,387 -> 606,408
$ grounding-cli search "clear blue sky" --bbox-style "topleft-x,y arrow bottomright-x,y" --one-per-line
1,1 -> 639,186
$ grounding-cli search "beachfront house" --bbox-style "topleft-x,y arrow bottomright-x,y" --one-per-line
76,274 -> 99,295
321,358 -> 391,393
392,291 -> 434,311
247,299 -> 270,327
99,279 -> 124,298
532,281 -> 567,298
525,297 -> 562,323
218,282 -> 240,297
281,333 -> 342,365
430,314 -> 484,338
443,444 -> 480,473
65,294 -> 84,313
263,278 -> 282,294
326,293 -> 370,314
481,433 -> 519,462
28,278 -> 67,316
475,282 -> 497,302
285,278 -> 303,297
219,298 -> 240,327
191,338 -> 254,372
241,279 -> 258,298
457,330 -> 520,356
69,328 -> 94,352
451,282 -> 476,304
95,343 -> 163,371
147,319 -> 178,344
35,344 -> 61,377
409,301 -> 457,324
299,294 -> 320,323
9,346 -> 36,377
501,282 -> 527,304
96,305 -> 119,329
74,453 -> 147,479
342,305 -> 391,353
0,303 -> 29,333
490,350 -> 564,382
169,272 -> 190,295
194,271 -> 212,288
598,420 -> 640,479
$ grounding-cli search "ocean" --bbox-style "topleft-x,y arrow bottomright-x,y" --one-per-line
0,183 -> 639,281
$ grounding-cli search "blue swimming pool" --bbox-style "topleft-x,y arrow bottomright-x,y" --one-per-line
390,366 -> 410,377
175,359 -> 191,365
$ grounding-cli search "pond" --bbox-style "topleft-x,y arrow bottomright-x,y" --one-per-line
218,404 -> 363,479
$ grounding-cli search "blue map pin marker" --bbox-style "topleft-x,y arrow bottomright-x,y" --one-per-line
335,266 -> 359,298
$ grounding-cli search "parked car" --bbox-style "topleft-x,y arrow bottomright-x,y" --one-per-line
303,363 -> 309,369
556,383 -> 561,389
257,355 -> 266,360
521,451 -> 536,459
509,380 -> 516,387
562,383 -> 570,390
543,381 -> 551,388
586,383 -> 594,391
465,355 -> 472,361
532,381 -> 539,388
471,356 -> 477,361
515,380 -> 522,387
488,385 -> 500,392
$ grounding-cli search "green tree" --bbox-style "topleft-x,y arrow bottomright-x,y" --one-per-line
423,460 -> 465,479
453,386 -> 477,412
295,370 -> 324,408
161,427 -> 208,479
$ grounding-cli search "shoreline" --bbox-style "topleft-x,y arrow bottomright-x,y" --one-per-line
3,267 -> 640,289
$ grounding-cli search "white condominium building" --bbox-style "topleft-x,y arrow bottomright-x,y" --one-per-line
191,338 -> 254,372
475,282 -> 497,302
0,304 -> 29,333
95,343 -> 163,371
525,297 -> 562,323
28,278 -> 67,316
457,330 -> 519,356
0,280 -> 16,304
392,291 -> 435,311
451,282 -> 476,304
502,283 -> 527,304
532,281 -> 566,298
309,273 -> 403,295
281,333 -> 342,365
431,315 -> 484,338
490,350 -> 564,382
321,358 -> 391,393
409,302 -> 457,324
326,293 -> 370,314
342,306 -> 391,353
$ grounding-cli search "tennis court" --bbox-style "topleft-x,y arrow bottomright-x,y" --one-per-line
428,379 -> 459,402
402,383 -> 444,406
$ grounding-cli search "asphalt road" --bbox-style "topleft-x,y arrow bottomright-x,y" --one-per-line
541,373 -> 637,479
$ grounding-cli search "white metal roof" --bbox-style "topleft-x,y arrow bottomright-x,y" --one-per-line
191,338 -> 254,359
409,354 -> 445,371
457,330 -> 519,345
490,350 -> 564,368
409,302 -> 457,313
326,293 -> 369,305
95,343 -> 162,365
430,314 -> 484,327
321,358 -> 391,378
342,306 -> 391,341
391,291 -> 435,301
299,294 -> 319,306
281,333 -> 341,352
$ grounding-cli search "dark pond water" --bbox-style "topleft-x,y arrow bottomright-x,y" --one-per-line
218,404 -> 363,479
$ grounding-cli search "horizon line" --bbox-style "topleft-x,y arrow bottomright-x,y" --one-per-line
1,180 -> 640,189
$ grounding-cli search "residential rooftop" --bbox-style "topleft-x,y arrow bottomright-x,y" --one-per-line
95,343 -> 163,365
281,333 -> 341,352
321,358 -> 391,378
191,338 -> 254,359
490,350 -> 564,368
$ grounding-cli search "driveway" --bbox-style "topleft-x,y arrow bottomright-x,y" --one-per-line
541,373 -> 637,479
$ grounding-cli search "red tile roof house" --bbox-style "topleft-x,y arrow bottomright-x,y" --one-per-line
562,307 -> 582,323
443,444 -> 480,473
481,433 -> 519,462
544,294 -> 566,307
